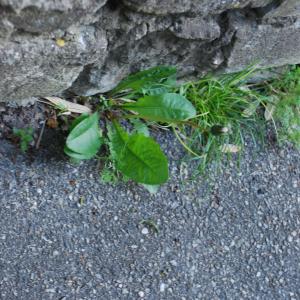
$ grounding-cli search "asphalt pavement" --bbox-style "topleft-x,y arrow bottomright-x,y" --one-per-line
0,131 -> 299,300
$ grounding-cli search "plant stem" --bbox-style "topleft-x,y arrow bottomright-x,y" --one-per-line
172,126 -> 202,158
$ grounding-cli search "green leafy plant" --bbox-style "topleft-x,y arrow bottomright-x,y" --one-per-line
64,66 -> 196,187
13,127 -> 34,152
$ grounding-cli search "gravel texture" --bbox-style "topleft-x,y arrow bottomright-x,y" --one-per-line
0,129 -> 299,300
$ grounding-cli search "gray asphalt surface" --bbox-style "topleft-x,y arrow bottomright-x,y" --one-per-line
0,131 -> 299,300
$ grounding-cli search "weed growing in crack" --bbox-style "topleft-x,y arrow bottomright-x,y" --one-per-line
38,64 -> 298,192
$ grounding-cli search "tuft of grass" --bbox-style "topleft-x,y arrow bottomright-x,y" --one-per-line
262,65 -> 300,149
175,66 -> 265,174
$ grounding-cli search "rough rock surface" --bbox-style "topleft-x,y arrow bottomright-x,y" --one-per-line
0,0 -> 300,102
226,11 -> 300,71
122,0 -> 274,15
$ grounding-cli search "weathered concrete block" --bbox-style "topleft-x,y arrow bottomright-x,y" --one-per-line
0,0 -> 299,103
0,0 -> 107,34
122,0 -> 273,15
226,12 -> 300,72
0,26 -> 107,101
264,0 -> 300,19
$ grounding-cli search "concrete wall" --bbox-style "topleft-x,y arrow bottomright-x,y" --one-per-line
0,0 -> 299,103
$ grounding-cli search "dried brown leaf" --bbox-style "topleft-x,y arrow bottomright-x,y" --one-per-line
264,103 -> 276,121
43,96 -> 91,114
46,118 -> 58,129
220,144 -> 241,153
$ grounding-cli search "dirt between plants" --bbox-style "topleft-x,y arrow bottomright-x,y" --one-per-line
0,100 -> 72,153
0,100 -> 279,157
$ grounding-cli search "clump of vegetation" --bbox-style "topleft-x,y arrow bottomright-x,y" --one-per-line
14,64 -> 297,191
262,65 -> 300,149
62,65 -> 272,189
13,127 -> 34,152
175,66 -> 264,173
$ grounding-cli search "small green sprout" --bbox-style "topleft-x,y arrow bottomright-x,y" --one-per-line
13,127 -> 34,152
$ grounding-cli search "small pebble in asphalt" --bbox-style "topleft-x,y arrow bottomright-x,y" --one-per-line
138,291 -> 145,298
141,227 -> 149,235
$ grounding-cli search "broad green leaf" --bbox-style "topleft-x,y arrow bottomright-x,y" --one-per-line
141,84 -> 170,96
109,122 -> 169,184
107,123 -> 128,162
119,135 -> 168,184
64,146 -> 96,160
141,76 -> 177,96
69,113 -> 89,131
111,66 -> 177,95
122,93 -> 196,122
66,113 -> 102,157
